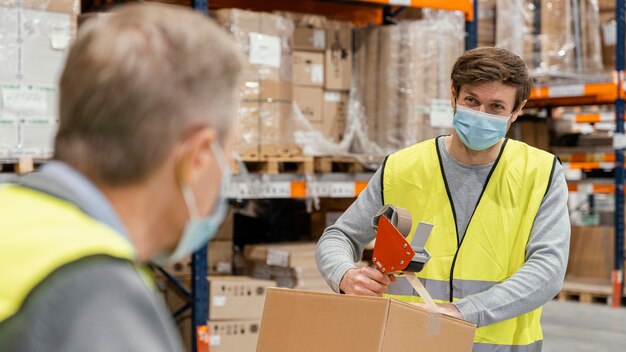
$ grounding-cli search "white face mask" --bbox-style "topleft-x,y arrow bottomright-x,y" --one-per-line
153,141 -> 231,265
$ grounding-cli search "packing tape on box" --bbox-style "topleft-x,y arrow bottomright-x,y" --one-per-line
404,273 -> 441,335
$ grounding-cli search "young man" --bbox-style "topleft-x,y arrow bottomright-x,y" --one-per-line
0,4 -> 241,351
317,47 -> 570,351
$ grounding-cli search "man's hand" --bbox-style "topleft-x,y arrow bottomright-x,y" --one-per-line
339,267 -> 395,296
412,303 -> 463,319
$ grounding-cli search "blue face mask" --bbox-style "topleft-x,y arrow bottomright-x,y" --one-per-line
453,104 -> 510,151
154,141 -> 231,265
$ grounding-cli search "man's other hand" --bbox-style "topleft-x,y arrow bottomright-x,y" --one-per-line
339,267 -> 395,296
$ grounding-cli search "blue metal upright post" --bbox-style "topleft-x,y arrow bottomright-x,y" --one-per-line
191,247 -> 208,351
464,0 -> 478,50
613,0 -> 625,308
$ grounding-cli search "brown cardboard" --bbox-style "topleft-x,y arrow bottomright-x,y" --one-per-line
294,86 -> 324,124
325,21 -> 353,90
215,207 -> 234,241
244,242 -> 318,268
293,27 -> 327,51
209,276 -> 276,321
237,101 -> 294,158
158,240 -> 233,277
292,51 -> 325,87
239,76 -> 293,101
566,226 -> 613,283
322,90 -> 348,142
257,288 -> 476,352
209,319 -> 261,352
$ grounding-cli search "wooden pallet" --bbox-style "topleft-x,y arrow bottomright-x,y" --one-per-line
0,157 -> 41,174
556,279 -> 626,305
234,156 -> 315,175
314,156 -> 364,173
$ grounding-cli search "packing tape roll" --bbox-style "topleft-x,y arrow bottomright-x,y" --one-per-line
393,207 -> 413,238
404,272 -> 441,335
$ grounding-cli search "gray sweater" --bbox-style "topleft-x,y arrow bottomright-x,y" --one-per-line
316,138 -> 570,327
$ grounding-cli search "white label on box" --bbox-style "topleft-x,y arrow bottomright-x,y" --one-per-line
549,84 -> 585,98
614,133 -> 626,149
324,91 -> 341,102
216,262 -> 232,273
249,33 -> 281,68
267,249 -> 289,267
311,64 -> 324,84
389,0 -> 411,5
429,99 -> 454,128
50,32 -> 71,50
212,296 -> 227,307
313,29 -> 326,48
2,87 -> 48,114
209,335 -> 221,346
602,21 -> 617,46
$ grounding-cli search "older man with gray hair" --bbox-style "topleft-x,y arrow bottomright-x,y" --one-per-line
0,4 -> 241,351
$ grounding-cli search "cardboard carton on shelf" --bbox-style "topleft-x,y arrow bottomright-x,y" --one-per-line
293,51 -> 325,87
208,319 -> 260,352
322,90 -> 348,142
208,276 -> 276,321
158,240 -> 234,277
293,26 -> 326,51
237,101 -> 295,159
293,86 -> 324,124
325,20 -> 353,91
257,288 -> 476,352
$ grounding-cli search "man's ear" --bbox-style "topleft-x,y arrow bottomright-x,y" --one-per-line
450,84 -> 457,110
177,127 -> 218,187
510,99 -> 527,124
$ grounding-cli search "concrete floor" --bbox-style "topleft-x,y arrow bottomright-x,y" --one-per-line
542,300 -> 626,351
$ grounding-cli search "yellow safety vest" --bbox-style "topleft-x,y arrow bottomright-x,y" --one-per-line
383,137 -> 555,351
0,184 -> 150,323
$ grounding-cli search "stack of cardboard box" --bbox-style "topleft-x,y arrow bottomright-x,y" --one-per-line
214,9 -> 295,159
352,13 -> 464,154
244,242 -> 361,293
0,0 -> 79,158
159,274 -> 276,352
287,13 -> 351,144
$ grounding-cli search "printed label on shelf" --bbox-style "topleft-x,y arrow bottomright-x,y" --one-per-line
389,0 -> 411,5
313,29 -> 326,48
212,296 -> 226,307
267,249 -> 289,267
548,84 -> 585,98
209,335 -> 221,346
314,182 -> 331,197
330,182 -> 356,198
311,64 -> 324,84
264,181 -> 292,198
614,133 -> 626,149
324,91 -> 342,102
249,33 -> 281,68
1,87 -> 48,114
429,99 -> 454,128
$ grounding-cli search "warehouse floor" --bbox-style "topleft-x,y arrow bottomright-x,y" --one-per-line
542,300 -> 626,351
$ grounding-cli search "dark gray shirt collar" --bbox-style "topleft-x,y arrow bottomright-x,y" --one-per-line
16,161 -> 131,240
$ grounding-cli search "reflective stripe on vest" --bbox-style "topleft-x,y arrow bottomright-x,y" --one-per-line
0,185 -> 140,323
382,137 -> 555,350
474,341 -> 543,352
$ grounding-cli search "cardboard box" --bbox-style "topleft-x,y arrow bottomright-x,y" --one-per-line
237,101 -> 294,158
257,288 -> 476,352
215,207 -> 235,241
158,240 -> 233,277
244,242 -> 318,268
294,86 -> 323,124
325,21 -> 352,90
209,276 -> 276,320
293,27 -> 326,51
208,319 -> 260,352
292,51 -> 324,87
322,90 -> 348,142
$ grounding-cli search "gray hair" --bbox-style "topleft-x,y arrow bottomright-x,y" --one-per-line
55,3 -> 242,185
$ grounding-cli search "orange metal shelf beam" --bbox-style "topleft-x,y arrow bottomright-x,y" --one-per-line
358,0 -> 473,20
527,82 -> 619,108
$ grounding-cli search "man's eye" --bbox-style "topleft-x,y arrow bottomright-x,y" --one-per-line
465,97 -> 477,104
493,104 -> 504,110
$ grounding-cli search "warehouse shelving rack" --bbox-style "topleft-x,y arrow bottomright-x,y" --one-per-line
522,2 -> 626,307
177,1 -> 477,350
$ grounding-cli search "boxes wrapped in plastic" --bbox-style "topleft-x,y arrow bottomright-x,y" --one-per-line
496,0 -> 605,81
0,0 -> 79,158
215,9 -> 296,158
350,11 -> 464,156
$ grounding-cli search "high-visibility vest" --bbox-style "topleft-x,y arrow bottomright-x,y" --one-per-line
0,184 -> 150,323
383,137 -> 555,352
